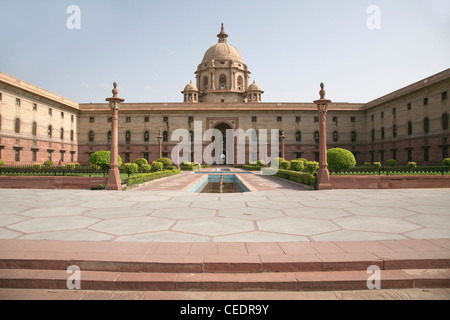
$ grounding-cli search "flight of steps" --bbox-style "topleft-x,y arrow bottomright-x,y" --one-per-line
1,254 -> 449,292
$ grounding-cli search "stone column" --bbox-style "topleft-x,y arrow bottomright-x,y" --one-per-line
313,83 -> 333,190
105,82 -> 125,191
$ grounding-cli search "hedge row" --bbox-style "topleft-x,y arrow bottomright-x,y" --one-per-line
262,168 -> 316,186
124,169 -> 181,187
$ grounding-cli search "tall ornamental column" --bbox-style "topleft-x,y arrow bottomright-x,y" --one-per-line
313,83 -> 333,190
158,130 -> 163,159
280,131 -> 286,159
105,82 -> 125,191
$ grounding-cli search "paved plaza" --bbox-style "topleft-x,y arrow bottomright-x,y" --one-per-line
0,172 -> 449,243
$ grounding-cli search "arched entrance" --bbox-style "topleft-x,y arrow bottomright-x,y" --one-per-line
214,122 -> 233,165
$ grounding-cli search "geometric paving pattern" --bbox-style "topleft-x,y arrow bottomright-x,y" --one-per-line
0,172 -> 449,243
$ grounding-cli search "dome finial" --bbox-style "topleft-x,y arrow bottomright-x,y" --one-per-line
217,23 -> 228,43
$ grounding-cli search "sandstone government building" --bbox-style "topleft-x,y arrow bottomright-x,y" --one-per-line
0,25 -> 449,166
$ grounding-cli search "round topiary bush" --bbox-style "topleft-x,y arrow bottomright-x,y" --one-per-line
156,157 -> 173,167
407,162 -> 417,168
387,159 -> 398,166
306,161 -> 319,174
257,160 -> 266,167
373,162 -> 382,169
151,161 -> 164,172
296,158 -> 309,168
141,164 -> 152,173
44,160 -> 54,166
89,151 -> 122,171
290,160 -> 304,172
134,158 -> 148,168
123,163 -> 139,176
442,158 -> 450,166
327,148 -> 356,172
279,160 -> 290,170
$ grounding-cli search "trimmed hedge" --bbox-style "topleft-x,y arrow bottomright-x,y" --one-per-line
151,161 -> 164,171
443,158 -> 450,166
290,160 -> 304,172
156,157 -> 173,167
124,169 -> 181,187
270,169 -> 316,186
306,161 -> 319,174
123,163 -> 139,176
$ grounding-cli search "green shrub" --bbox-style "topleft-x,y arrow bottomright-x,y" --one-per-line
373,162 -> 382,169
33,163 -> 42,169
290,160 -> 305,172
442,158 -> 450,166
134,158 -> 148,168
306,161 -> 319,174
151,161 -> 164,172
66,163 -> 76,171
202,164 -> 212,169
125,169 -> 181,187
296,158 -> 308,167
387,159 -> 398,166
0,160 -> 4,166
257,160 -> 266,166
141,164 -> 152,173
270,157 -> 285,168
166,166 -> 177,171
44,160 -> 54,166
156,157 -> 173,167
407,162 -> 417,168
89,151 -> 122,171
274,169 -> 316,186
123,163 -> 139,176
279,160 -> 290,170
364,162 -> 371,166
327,148 -> 356,172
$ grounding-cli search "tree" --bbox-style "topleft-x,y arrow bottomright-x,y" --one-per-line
89,151 -> 122,171
327,148 -> 356,172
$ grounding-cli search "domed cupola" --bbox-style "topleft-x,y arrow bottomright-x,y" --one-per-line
181,81 -> 199,103
247,80 -> 264,103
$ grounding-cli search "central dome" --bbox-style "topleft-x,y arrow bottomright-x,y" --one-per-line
201,24 -> 244,64
202,42 -> 244,64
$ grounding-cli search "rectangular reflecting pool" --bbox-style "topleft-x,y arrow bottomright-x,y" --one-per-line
189,174 -> 250,193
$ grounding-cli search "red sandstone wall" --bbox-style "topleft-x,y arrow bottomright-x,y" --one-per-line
330,175 -> 450,189
0,176 -> 107,190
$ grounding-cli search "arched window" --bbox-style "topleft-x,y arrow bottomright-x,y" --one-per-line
314,131 -> 320,143
88,131 -> 94,143
60,128 -> 64,140
48,125 -> 52,138
424,117 -> 430,133
408,121 -> 413,136
163,131 -> 168,142
237,76 -> 243,91
14,118 -> 20,134
32,122 -> 37,136
144,131 -> 150,143
296,131 -> 302,142
219,74 -> 226,89
125,131 -> 131,144
203,76 -> 208,89
351,131 -> 357,143
333,131 -> 339,142
443,113 -> 449,130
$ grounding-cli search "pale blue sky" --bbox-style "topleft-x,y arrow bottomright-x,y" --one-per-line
0,0 -> 449,103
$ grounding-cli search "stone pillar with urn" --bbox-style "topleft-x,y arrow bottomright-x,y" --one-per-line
105,82 -> 124,191
280,130 -> 286,159
313,83 -> 333,190
158,130 -> 163,159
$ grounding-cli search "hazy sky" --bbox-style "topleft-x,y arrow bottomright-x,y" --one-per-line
0,0 -> 449,104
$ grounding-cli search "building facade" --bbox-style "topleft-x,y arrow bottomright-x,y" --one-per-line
0,26 -> 449,166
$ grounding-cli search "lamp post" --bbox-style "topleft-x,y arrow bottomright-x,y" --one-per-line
313,83 -> 333,190
158,130 -> 163,159
105,82 -> 124,191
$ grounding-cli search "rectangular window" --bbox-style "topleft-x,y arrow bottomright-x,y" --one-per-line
107,117 -> 112,123
351,117 -> 356,123
16,98 -> 21,107
296,152 -> 302,159
332,117 -> 338,123
371,151 -> 375,163
407,103 -> 412,110
188,116 -> 194,123
315,152 -> 320,162
163,117 -> 169,123
162,152 -> 168,158
33,103 -> 37,111
392,150 -> 397,161
424,97 -> 429,106
89,117 -> 95,123
145,116 -> 150,123
60,151 -> 65,163
0,93 -> 2,101
296,117 -> 301,123
126,117 -> 131,123
380,150 -> 385,163
443,92 -> 448,101
48,108 -> 52,116
71,152 -> 74,163
48,151 -> 53,161
252,116 -> 257,123
314,116 -> 319,123
424,148 -> 429,162
61,112 -> 64,119
71,115 -> 74,122
371,115 -> 374,121
32,150 -> 37,162
443,147 -> 448,160
125,153 -> 130,163
277,116 -> 282,122
381,112 -> 384,119
393,108 -> 396,117
143,153 -> 149,162
15,149 -> 20,162
407,149 -> 412,162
